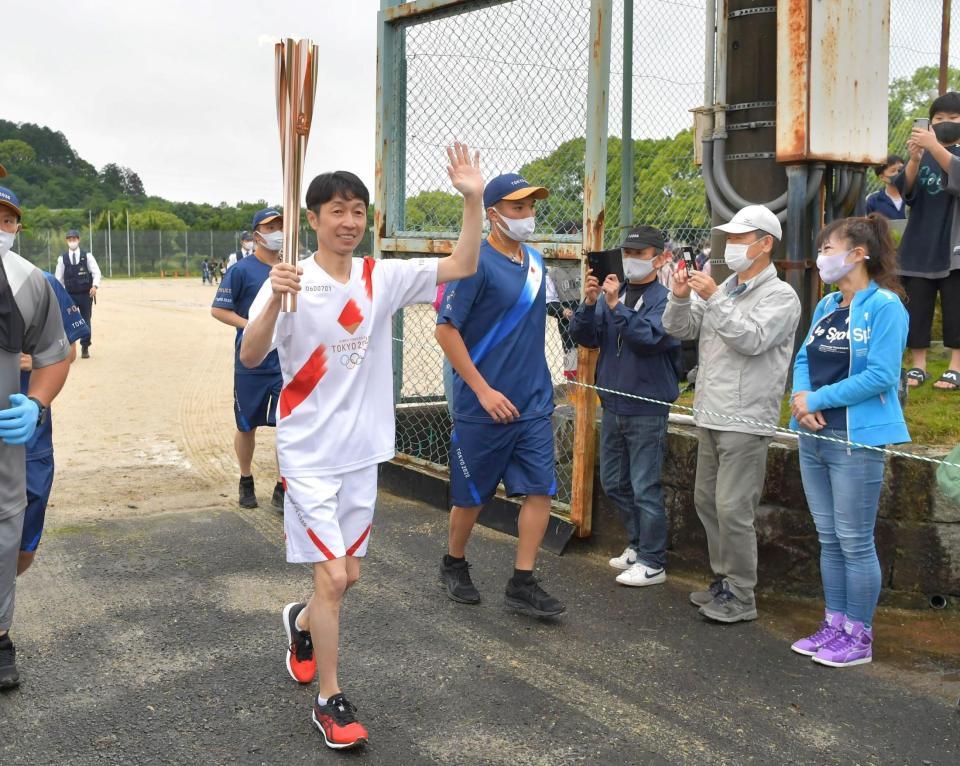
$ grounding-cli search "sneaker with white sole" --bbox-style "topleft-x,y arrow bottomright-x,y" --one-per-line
615,563 -> 666,587
608,547 -> 638,571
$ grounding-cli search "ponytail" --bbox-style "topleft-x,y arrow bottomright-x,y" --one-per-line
815,214 -> 906,299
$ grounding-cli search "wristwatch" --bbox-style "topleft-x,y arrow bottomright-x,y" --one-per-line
27,396 -> 47,427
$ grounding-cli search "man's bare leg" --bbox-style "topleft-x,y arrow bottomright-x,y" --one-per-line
515,494 -> 551,570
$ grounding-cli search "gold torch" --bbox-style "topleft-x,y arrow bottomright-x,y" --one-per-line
275,37 -> 319,312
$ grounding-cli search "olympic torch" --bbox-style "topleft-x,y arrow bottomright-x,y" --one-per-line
275,37 -> 319,312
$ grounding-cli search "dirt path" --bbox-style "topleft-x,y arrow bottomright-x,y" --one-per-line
47,278 -> 279,523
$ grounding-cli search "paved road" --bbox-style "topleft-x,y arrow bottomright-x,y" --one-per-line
1,493 -> 957,765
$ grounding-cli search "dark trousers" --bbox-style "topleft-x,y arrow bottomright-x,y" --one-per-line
70,291 -> 93,348
903,270 -> 960,348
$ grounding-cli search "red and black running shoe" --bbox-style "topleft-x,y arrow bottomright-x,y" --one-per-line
313,693 -> 369,750
282,602 -> 316,684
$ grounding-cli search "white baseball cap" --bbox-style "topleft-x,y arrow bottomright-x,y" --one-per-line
713,204 -> 782,241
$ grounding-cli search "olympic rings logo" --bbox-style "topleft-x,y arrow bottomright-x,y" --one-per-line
340,351 -> 366,370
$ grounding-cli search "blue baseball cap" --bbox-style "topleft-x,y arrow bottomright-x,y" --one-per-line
0,186 -> 21,217
482,173 -> 549,209
252,208 -> 282,229
66,229 -> 81,239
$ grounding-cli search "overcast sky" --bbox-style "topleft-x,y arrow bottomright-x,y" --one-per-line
4,0 -> 954,207
6,0 -> 381,205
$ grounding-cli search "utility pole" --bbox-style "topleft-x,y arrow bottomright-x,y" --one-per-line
940,0 -> 952,95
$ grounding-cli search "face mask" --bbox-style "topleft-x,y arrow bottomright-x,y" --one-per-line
243,242 -> 254,252
495,212 -> 535,242
67,241 -> 80,251
723,240 -> 759,273
623,257 -> 655,281
259,230 -> 284,252
0,230 -> 14,258
933,121 -> 960,145
816,249 -> 866,284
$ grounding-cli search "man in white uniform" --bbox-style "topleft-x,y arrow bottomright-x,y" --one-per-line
241,143 -> 482,751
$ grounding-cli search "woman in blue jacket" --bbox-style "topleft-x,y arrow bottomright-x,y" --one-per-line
790,214 -> 910,668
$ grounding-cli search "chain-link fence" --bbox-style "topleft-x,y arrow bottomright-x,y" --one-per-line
862,0 -> 960,197
385,0 -> 960,518
13,227 -> 373,277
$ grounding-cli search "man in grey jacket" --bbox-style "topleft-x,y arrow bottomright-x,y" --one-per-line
662,205 -> 800,623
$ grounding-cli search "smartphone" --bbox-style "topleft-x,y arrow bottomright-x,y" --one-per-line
586,249 -> 624,283
914,117 -> 930,131
679,246 -> 697,273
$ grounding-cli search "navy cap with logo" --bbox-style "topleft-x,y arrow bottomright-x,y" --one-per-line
482,173 -> 549,209
66,229 -> 81,239
620,225 -> 665,251
0,186 -> 22,217
252,208 -> 282,229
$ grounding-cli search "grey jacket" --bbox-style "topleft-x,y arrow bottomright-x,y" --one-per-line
948,156 -> 960,274
662,264 -> 801,436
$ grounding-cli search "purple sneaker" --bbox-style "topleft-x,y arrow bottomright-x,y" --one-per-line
812,620 -> 873,668
791,611 -> 845,656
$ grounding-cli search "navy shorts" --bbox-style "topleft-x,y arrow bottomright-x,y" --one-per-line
234,373 -> 282,432
21,455 -> 54,553
449,415 -> 556,507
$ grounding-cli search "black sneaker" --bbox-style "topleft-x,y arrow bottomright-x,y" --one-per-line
271,481 -> 285,510
80,347 -> 90,359
313,693 -> 368,750
505,576 -> 566,618
239,476 -> 257,509
439,557 -> 481,604
282,602 -> 315,684
0,634 -> 20,690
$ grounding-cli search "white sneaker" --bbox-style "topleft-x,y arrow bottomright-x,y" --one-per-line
616,563 -> 667,587
608,547 -> 637,571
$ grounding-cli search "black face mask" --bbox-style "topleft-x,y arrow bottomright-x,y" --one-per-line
932,121 -> 960,145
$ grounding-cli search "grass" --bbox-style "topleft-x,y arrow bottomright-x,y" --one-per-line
675,353 -> 959,448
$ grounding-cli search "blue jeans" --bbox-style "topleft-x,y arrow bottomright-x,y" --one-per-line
599,410 -> 669,569
799,429 -> 886,626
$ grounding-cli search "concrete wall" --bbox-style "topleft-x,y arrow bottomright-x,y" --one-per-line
395,403 -> 960,608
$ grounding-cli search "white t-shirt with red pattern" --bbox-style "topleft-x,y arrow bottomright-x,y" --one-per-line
248,254 -> 439,478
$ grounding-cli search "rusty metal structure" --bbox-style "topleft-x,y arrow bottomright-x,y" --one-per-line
376,0 -> 960,539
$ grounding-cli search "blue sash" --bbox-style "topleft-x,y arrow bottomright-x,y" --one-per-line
468,245 -> 543,365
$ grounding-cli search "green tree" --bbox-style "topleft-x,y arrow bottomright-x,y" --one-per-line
0,139 -> 36,166
888,65 -> 960,155
129,210 -> 188,230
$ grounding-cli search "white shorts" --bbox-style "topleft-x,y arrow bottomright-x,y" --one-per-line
283,465 -> 378,563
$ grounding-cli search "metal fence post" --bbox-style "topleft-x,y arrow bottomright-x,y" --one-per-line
571,0 -> 613,538
620,0 -> 634,234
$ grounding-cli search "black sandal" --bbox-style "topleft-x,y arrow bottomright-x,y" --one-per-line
934,370 -> 960,390
905,368 -> 929,387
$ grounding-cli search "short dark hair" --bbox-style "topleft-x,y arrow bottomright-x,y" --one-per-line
875,154 -> 904,176
305,171 -> 369,212
930,91 -> 960,120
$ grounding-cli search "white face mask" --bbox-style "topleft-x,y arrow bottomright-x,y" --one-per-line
817,249 -> 866,284
243,241 -> 254,252
67,240 -> 80,251
724,238 -> 763,273
258,230 -> 284,252
623,257 -> 655,281
0,230 -> 14,258
495,211 -> 536,242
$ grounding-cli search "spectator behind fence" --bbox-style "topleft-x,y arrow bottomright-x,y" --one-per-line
545,265 -> 580,381
895,91 -> 960,390
789,215 -> 909,669
662,205 -> 801,624
864,154 -> 906,220
569,225 -> 680,587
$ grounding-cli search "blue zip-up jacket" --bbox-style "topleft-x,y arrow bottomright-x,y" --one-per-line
792,282 -> 910,446
569,279 -> 680,416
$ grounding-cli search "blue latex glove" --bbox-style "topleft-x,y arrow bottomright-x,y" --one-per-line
0,393 -> 39,445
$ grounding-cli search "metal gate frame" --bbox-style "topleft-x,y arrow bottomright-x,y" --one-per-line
375,0 -> 616,537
